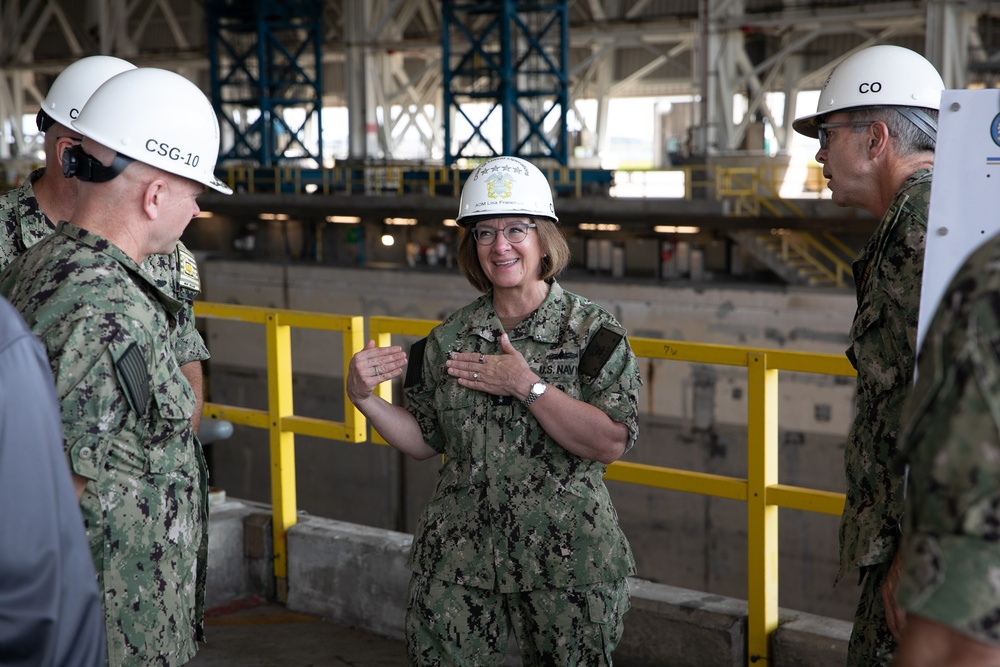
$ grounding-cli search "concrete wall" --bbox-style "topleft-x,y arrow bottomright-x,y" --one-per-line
199,261 -> 860,620
206,500 -> 851,667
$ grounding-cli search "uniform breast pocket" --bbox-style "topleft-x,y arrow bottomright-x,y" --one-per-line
145,363 -> 197,475
433,386 -> 476,487
848,302 -> 900,396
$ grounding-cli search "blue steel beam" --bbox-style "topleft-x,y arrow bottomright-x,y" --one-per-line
207,0 -> 324,167
442,0 -> 569,166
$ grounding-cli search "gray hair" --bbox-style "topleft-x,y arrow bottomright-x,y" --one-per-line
847,106 -> 938,155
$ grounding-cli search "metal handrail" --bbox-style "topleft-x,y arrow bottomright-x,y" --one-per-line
217,163 -> 824,208
821,230 -> 859,265
193,303 -> 855,664
775,231 -> 852,287
715,165 -> 807,220
193,302 -> 365,600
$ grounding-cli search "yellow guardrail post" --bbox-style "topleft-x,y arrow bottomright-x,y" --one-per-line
747,352 -> 778,664
343,315 -> 367,443
194,304 -> 368,598
368,316 -> 438,445
266,311 -> 295,602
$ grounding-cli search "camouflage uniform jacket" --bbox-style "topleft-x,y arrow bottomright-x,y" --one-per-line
0,168 -> 209,366
839,169 -> 930,580
404,280 -> 641,592
0,223 -> 208,667
896,232 -> 1000,645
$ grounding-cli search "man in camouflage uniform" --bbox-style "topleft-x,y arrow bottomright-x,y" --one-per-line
792,46 -> 945,665
891,234 -> 1000,666
0,55 -> 209,433
0,67 -> 232,666
346,156 -> 640,665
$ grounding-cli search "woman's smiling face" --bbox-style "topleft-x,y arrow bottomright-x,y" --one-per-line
472,217 -> 544,291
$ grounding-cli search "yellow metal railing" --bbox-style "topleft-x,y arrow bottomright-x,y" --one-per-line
218,163 -> 822,212
711,165 -> 853,287
194,303 -> 855,664
218,164 -> 594,198
621,337 -> 853,664
788,232 -> 852,288
368,316 -> 438,445
716,165 -> 806,219
193,302 -> 366,599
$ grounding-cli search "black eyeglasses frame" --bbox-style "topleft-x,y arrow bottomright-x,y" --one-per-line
816,121 -> 874,150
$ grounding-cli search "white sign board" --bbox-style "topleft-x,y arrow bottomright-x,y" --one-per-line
919,89 -> 1000,353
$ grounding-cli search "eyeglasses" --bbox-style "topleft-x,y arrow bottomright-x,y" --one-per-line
61,143 -> 135,183
817,122 -> 873,150
470,223 -> 537,246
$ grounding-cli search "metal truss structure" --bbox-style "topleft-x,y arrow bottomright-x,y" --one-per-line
207,0 -> 324,167
1,0 -> 999,167
442,0 -> 569,165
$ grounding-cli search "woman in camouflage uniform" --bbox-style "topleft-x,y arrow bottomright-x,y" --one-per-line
347,156 -> 641,665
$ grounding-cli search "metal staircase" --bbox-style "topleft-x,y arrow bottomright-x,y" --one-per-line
717,166 -> 854,288
729,229 -> 853,287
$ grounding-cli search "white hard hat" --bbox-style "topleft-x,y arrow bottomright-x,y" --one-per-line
73,67 -> 232,194
37,55 -> 135,131
456,156 -> 557,226
793,45 -> 945,139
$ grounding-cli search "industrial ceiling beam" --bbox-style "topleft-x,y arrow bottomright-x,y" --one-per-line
3,0 -> 1000,166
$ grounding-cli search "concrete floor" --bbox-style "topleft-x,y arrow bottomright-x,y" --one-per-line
188,598 -> 407,667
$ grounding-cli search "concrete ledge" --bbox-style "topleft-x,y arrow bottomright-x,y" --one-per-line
617,579 -> 747,666
204,500 -> 264,608
286,516 -> 413,640
207,500 -> 850,665
773,610 -> 852,667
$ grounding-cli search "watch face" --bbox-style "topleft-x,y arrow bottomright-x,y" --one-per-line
524,381 -> 546,405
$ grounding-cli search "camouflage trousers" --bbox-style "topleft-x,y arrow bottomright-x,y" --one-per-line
847,561 -> 897,667
404,573 -> 630,666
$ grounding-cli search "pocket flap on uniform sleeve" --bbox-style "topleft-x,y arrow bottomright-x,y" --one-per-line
67,435 -> 107,481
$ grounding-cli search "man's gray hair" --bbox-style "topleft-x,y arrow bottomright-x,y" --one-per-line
848,106 -> 938,155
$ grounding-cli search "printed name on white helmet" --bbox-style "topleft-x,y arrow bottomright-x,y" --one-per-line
145,139 -> 201,168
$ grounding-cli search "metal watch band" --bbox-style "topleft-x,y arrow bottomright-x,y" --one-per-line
523,381 -> 546,406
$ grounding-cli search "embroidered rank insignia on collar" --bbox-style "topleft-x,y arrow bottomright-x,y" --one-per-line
580,325 -> 624,380
176,244 -> 201,294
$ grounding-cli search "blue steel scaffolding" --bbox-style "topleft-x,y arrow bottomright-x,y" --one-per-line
207,0 -> 324,167
442,0 -> 570,165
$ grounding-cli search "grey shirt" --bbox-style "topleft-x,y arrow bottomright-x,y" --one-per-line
0,296 -> 106,666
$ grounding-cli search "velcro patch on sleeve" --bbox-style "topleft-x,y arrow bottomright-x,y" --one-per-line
176,244 -> 201,294
404,337 -> 428,389
579,325 -> 624,380
115,342 -> 150,416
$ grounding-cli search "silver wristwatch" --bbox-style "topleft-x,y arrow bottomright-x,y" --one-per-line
523,380 -> 547,406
